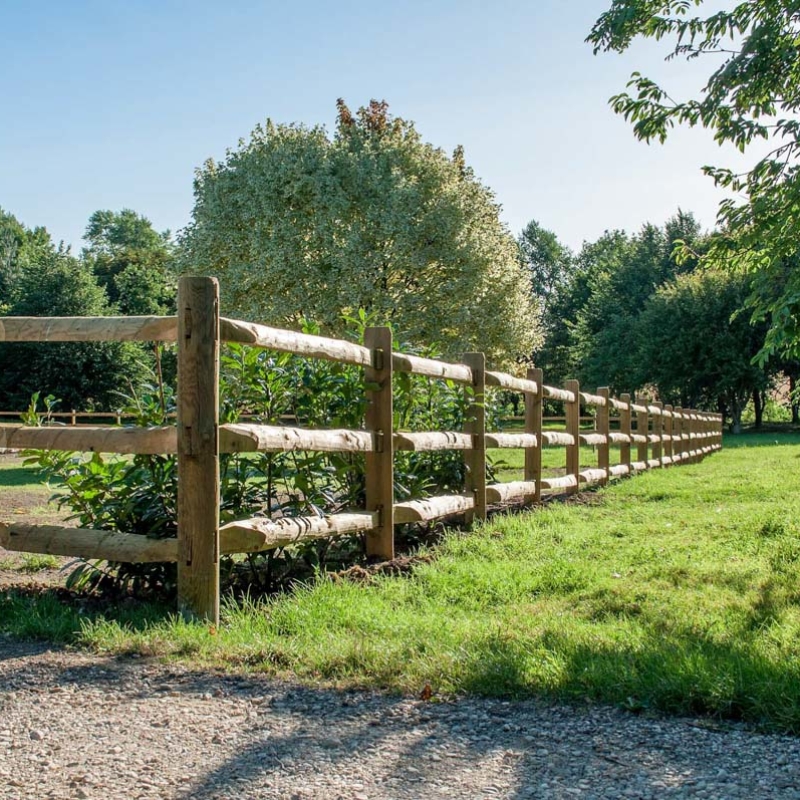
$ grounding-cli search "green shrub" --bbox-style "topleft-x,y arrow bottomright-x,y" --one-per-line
24,318 -> 501,596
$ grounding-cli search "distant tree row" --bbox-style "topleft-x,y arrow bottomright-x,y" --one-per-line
0,207 -> 174,410
518,212 -> 799,432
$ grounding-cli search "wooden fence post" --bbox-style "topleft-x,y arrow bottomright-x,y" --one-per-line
463,353 -> 487,524
525,367 -> 543,504
566,379 -> 580,493
597,387 -> 610,485
365,327 -> 395,561
620,392 -> 632,472
664,404 -> 674,465
177,276 -> 220,624
674,407 -> 684,463
636,394 -> 649,466
653,401 -> 663,465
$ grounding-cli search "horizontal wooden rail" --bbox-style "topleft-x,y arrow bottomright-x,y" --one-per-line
579,391 -> 607,407
220,424 -> 375,453
0,522 -> 178,562
542,385 -> 576,403
0,316 -> 177,342
220,317 -> 373,367
392,352 -> 473,383
394,494 -> 475,524
486,481 -> 537,503
0,424 -> 177,454
485,371 -> 538,394
540,475 -> 579,490
541,431 -> 575,446
580,468 -> 608,484
394,431 -> 473,451
485,433 -> 538,449
219,512 -> 377,554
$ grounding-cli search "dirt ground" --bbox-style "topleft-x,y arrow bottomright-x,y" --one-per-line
0,452 -> 72,589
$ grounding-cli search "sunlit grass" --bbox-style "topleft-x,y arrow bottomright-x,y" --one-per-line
3,430 -> 800,731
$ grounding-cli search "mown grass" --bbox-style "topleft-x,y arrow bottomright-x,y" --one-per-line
3,430 -> 800,732
0,457 -> 50,493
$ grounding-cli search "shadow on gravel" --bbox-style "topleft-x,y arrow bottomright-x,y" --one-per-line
4,638 -> 800,798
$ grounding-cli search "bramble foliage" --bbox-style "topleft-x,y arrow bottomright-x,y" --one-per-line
181,100 -> 539,367
589,1 -> 800,360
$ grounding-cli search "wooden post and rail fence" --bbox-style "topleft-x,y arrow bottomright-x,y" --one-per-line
0,276 -> 724,624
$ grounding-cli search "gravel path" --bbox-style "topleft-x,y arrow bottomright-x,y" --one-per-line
1,640 -> 799,799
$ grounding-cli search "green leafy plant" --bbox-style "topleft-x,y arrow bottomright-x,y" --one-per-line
23,318 -> 501,597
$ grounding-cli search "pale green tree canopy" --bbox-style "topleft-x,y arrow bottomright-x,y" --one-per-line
181,100 -> 539,366
589,0 -> 800,360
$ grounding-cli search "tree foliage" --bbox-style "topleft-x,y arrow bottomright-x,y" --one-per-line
0,209 -> 147,411
637,269 -> 769,431
182,100 -> 539,366
82,209 -> 175,315
571,212 -> 702,391
588,0 -> 800,359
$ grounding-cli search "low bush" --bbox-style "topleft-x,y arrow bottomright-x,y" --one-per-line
23,316 -> 501,596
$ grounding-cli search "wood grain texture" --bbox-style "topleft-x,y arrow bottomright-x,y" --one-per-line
220,317 -> 372,367
177,277 -> 220,625
391,352 -> 473,383
220,424 -> 375,453
394,431 -> 473,451
525,367 -> 543,504
485,433 -> 539,449
565,380 -> 580,495
364,327 -> 394,560
0,523 -> 177,562
485,371 -> 539,395
486,481 -> 538,503
393,494 -> 475,523
219,513 -> 377,554
463,352 -> 487,524
0,316 -> 178,342
596,387 -> 610,486
619,393 -> 632,472
0,425 -> 176,454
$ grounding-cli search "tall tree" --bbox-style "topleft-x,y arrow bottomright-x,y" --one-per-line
570,214 -> 702,391
0,233 -> 146,410
636,269 -> 769,432
588,1 -> 800,360
83,209 -> 175,315
181,100 -> 539,366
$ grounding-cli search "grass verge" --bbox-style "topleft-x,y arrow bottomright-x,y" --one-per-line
2,430 -> 800,732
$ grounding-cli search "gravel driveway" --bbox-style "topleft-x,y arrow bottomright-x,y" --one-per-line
1,639 -> 799,800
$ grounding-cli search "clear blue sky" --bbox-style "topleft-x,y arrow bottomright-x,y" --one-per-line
1,0 -> 750,253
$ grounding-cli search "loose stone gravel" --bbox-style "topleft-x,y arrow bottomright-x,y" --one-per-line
1,639 -> 799,799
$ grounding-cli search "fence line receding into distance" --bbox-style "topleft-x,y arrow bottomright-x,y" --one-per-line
0,277 -> 723,623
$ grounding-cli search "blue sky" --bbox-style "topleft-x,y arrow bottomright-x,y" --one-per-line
1,0 -> 749,252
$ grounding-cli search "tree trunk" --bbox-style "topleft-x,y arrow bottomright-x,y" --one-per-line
791,375 -> 799,425
730,396 -> 743,434
753,388 -> 763,429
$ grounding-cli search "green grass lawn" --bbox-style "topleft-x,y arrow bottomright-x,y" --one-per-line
3,430 -> 800,732
0,456 -> 50,493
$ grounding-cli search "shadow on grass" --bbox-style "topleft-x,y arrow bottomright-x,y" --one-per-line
722,428 -> 800,448
0,586 -> 171,650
